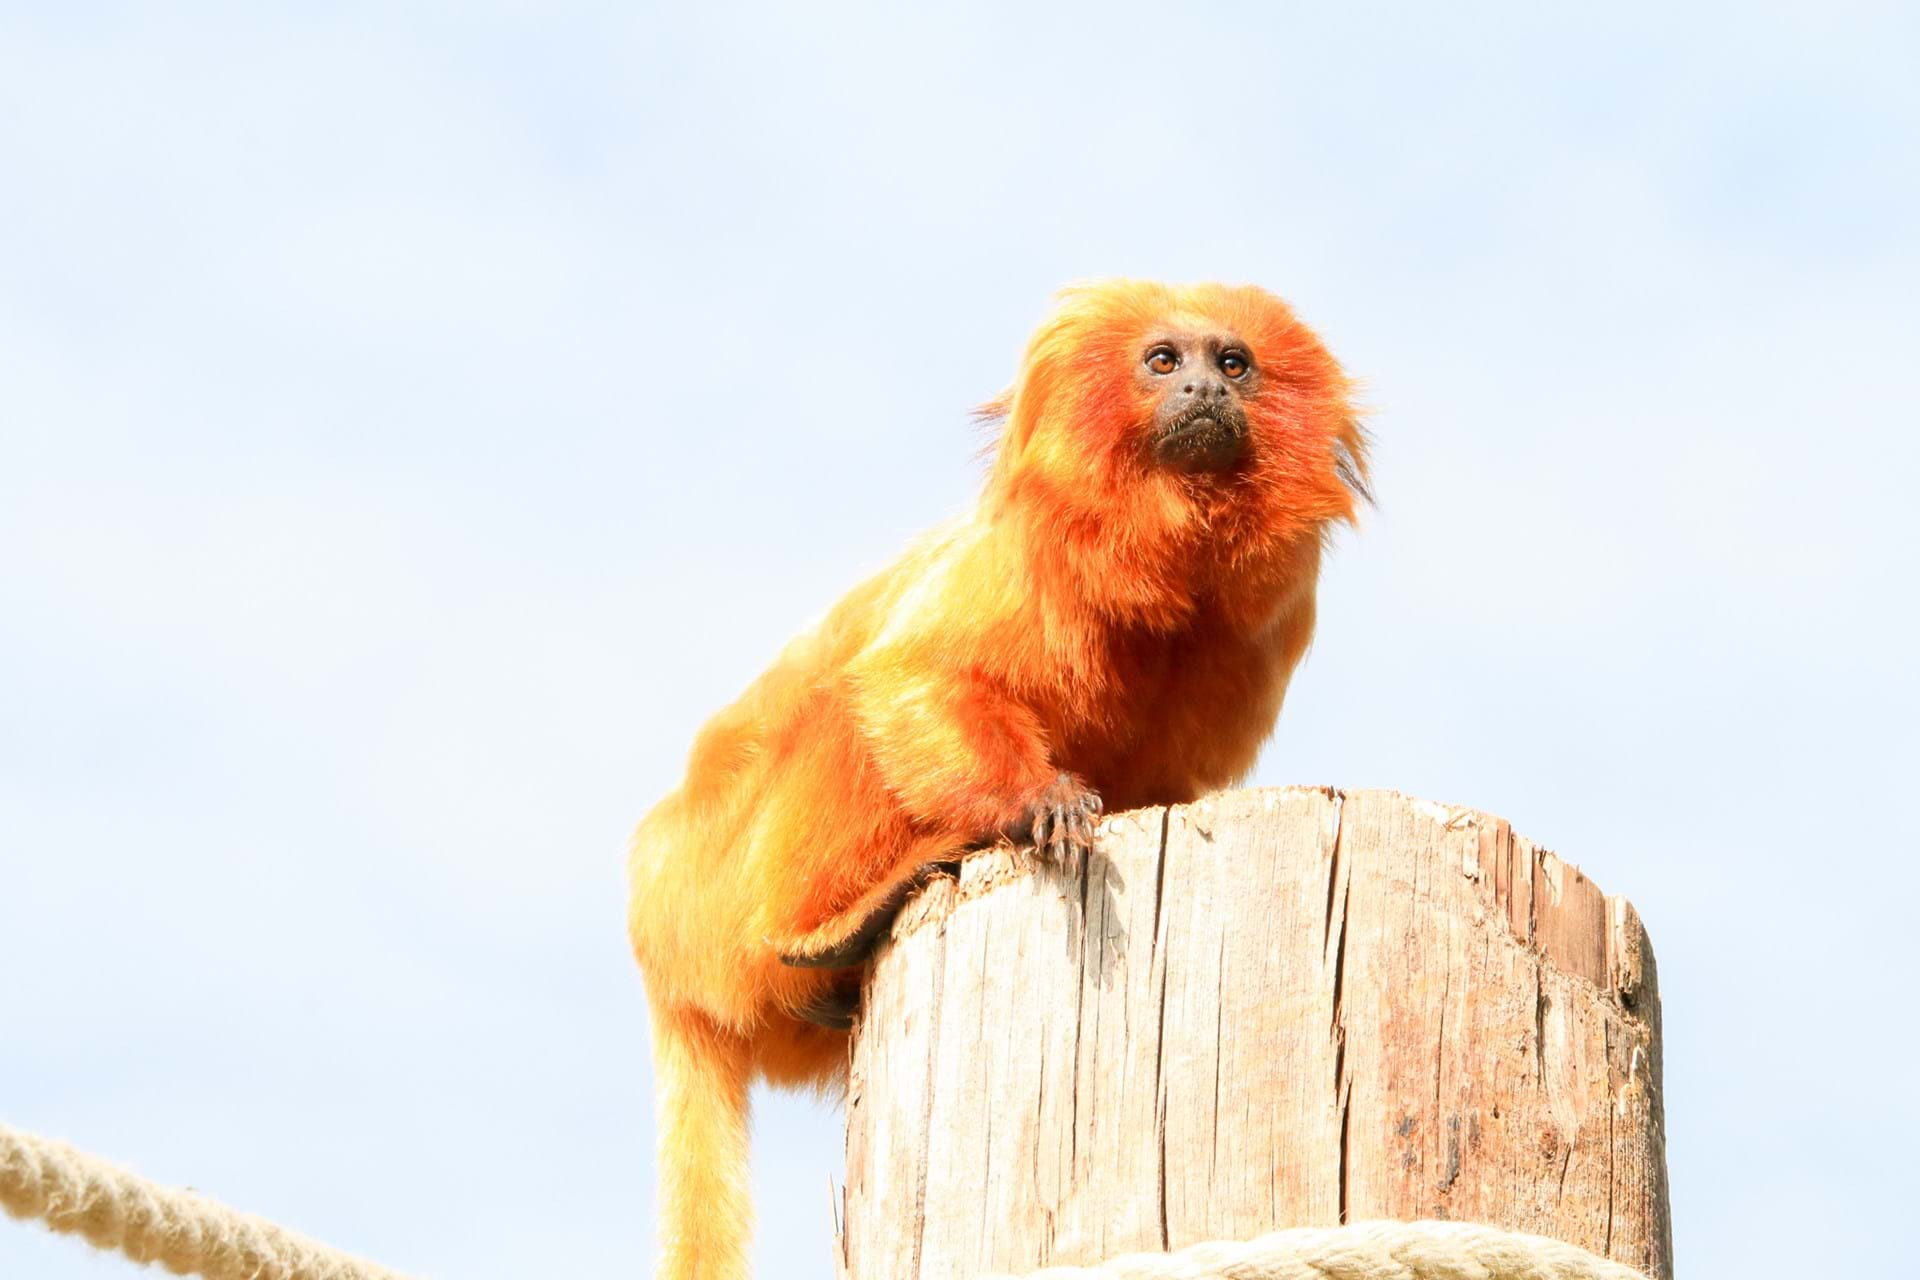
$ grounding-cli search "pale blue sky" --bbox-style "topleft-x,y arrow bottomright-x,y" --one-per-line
3,4 -> 1916,1276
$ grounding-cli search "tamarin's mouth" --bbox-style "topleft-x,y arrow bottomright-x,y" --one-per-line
1156,413 -> 1247,473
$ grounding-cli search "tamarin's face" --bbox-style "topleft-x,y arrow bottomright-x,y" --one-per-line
993,282 -> 1361,525
1136,325 -> 1258,474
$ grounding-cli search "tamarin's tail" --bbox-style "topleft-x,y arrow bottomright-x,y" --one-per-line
649,1006 -> 754,1280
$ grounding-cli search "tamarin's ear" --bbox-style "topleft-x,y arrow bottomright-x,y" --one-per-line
1335,417 -> 1374,510
971,390 -> 1014,464
973,391 -> 1012,426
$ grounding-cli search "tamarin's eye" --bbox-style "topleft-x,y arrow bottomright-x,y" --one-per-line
1220,352 -> 1250,379
1145,347 -> 1179,374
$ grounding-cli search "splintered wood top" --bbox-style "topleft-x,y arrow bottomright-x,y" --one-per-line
840,787 -> 1670,1280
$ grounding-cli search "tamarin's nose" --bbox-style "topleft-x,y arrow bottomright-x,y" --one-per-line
1183,375 -> 1229,400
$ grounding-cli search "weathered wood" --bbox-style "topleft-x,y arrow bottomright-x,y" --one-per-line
839,787 -> 1670,1279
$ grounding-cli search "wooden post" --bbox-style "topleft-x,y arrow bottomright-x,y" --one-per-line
840,787 -> 1670,1279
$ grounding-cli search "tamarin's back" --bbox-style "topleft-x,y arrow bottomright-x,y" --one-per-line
629,280 -> 1367,1280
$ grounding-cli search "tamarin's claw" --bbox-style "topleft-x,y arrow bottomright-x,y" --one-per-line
795,982 -> 862,1030
1018,771 -> 1104,862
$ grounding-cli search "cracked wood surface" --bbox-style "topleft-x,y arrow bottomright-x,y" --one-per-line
839,787 -> 1670,1279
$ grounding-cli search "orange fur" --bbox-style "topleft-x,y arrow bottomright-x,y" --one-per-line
628,280 -> 1367,1279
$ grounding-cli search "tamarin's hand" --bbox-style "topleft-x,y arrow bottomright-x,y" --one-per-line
1011,771 -> 1104,862
628,280 -> 1368,1280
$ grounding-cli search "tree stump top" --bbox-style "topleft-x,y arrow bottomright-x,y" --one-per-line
841,786 -> 1670,1280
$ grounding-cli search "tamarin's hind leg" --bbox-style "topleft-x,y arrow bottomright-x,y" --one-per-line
776,852 -> 959,970
777,773 -> 1103,973
650,1006 -> 753,1280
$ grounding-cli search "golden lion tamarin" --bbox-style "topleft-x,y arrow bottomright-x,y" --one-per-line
627,280 -> 1367,1279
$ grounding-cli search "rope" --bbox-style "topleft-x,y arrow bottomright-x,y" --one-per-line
3,1121 -> 1645,1280
0,1122 -> 410,1280
1000,1219 -> 1648,1280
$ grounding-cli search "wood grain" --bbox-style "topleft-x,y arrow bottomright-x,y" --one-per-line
839,787 -> 1669,1279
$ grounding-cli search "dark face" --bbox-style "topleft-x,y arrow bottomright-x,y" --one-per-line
1136,328 -> 1258,473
